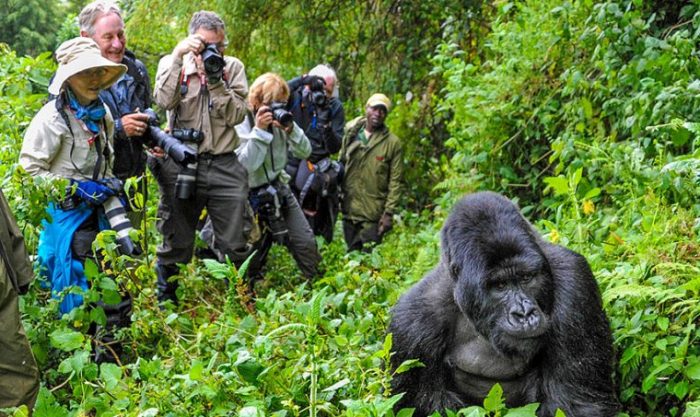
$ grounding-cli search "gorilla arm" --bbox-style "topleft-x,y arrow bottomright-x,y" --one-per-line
388,263 -> 465,416
536,245 -> 620,417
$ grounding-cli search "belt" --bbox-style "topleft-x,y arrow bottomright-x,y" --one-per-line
198,152 -> 235,160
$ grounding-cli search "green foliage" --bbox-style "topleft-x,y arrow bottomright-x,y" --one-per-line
434,0 -> 700,415
0,0 -> 70,56
2,0 -> 700,416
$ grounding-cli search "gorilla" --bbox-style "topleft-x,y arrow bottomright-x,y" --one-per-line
388,192 -> 620,417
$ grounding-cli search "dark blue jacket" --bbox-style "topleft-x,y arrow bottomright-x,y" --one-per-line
100,51 -> 152,180
287,76 -> 345,163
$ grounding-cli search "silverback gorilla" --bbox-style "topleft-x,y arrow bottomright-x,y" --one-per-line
388,192 -> 620,417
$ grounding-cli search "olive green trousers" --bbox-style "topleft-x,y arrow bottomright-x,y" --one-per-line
0,257 -> 39,413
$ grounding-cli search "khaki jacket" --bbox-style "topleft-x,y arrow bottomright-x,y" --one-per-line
154,53 -> 248,155
0,189 -> 33,293
20,100 -> 115,180
340,117 -> 403,223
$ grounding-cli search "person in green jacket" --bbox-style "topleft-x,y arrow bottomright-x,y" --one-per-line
0,188 -> 40,413
339,93 -> 403,251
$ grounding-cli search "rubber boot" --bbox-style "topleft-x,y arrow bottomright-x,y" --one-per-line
156,263 -> 180,305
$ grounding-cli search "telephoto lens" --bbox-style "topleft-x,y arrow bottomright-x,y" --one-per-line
102,196 -> 142,256
141,109 -> 198,166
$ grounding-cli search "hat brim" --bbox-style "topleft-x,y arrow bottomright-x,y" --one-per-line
367,101 -> 390,111
48,56 -> 126,95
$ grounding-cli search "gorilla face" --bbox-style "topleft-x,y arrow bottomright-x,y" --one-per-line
445,195 -> 555,360
480,252 -> 552,358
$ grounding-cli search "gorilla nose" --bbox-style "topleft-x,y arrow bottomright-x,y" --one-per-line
510,299 -> 537,324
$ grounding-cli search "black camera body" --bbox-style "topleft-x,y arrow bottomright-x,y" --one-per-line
268,102 -> 293,128
251,185 -> 288,244
306,76 -> 327,108
201,43 -> 225,81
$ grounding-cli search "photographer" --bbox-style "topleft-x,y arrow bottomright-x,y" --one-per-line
238,73 -> 321,294
285,64 -> 345,242
78,1 -> 152,184
20,37 -> 132,363
152,11 -> 251,304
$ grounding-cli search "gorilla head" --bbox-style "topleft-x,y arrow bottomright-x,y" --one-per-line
442,193 -> 554,359
388,191 -> 619,417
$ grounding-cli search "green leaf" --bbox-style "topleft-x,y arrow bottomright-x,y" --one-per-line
90,306 -> 107,326
322,378 -> 351,392
657,316 -> 670,331
100,362 -> 122,390
84,258 -> 99,279
237,359 -> 264,384
554,410 -> 567,417
580,97 -> 592,120
33,387 -> 69,417
395,359 -> 425,374
57,350 -> 89,374
673,380 -> 689,400
686,362 -> 700,380
543,176 -> 569,196
189,360 -> 204,381
504,402 -> 540,416
483,383 -> 504,412
49,328 -> 85,351
583,187 -> 601,199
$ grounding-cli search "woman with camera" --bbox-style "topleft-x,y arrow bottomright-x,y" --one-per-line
19,37 -> 132,363
236,72 -> 322,297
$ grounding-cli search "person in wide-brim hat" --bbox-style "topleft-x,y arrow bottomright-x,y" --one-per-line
48,36 -> 126,96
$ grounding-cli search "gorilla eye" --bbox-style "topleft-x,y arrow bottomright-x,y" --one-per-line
494,281 -> 507,291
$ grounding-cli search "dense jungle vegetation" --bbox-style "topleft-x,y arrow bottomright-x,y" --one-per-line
0,0 -> 699,416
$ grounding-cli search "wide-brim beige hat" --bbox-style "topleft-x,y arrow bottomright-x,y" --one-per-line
48,37 -> 127,96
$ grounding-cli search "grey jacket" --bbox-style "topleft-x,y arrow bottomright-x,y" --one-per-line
236,113 -> 311,188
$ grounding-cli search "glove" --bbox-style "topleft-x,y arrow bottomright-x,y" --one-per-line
73,179 -> 117,205
378,213 -> 393,236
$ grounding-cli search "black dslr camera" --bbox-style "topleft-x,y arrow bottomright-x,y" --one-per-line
142,109 -> 200,166
251,185 -> 288,244
142,109 -> 203,199
201,43 -> 225,82
306,76 -> 327,108
268,102 -> 293,128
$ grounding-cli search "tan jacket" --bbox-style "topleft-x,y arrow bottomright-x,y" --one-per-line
20,100 -> 114,180
340,117 -> 403,223
154,53 -> 248,155
0,189 -> 33,293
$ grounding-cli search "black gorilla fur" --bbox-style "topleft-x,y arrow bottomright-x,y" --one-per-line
388,192 -> 620,417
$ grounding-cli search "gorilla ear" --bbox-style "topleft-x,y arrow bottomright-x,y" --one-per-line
441,214 -> 462,281
441,222 -> 461,280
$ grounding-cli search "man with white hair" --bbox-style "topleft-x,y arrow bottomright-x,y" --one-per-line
285,64 -> 345,242
78,0 -> 152,183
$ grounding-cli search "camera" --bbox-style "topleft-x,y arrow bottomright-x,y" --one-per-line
100,178 -> 142,257
142,109 -> 199,166
251,185 -> 288,244
307,76 -> 327,108
268,102 -> 293,128
141,109 -> 203,200
201,43 -> 225,81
